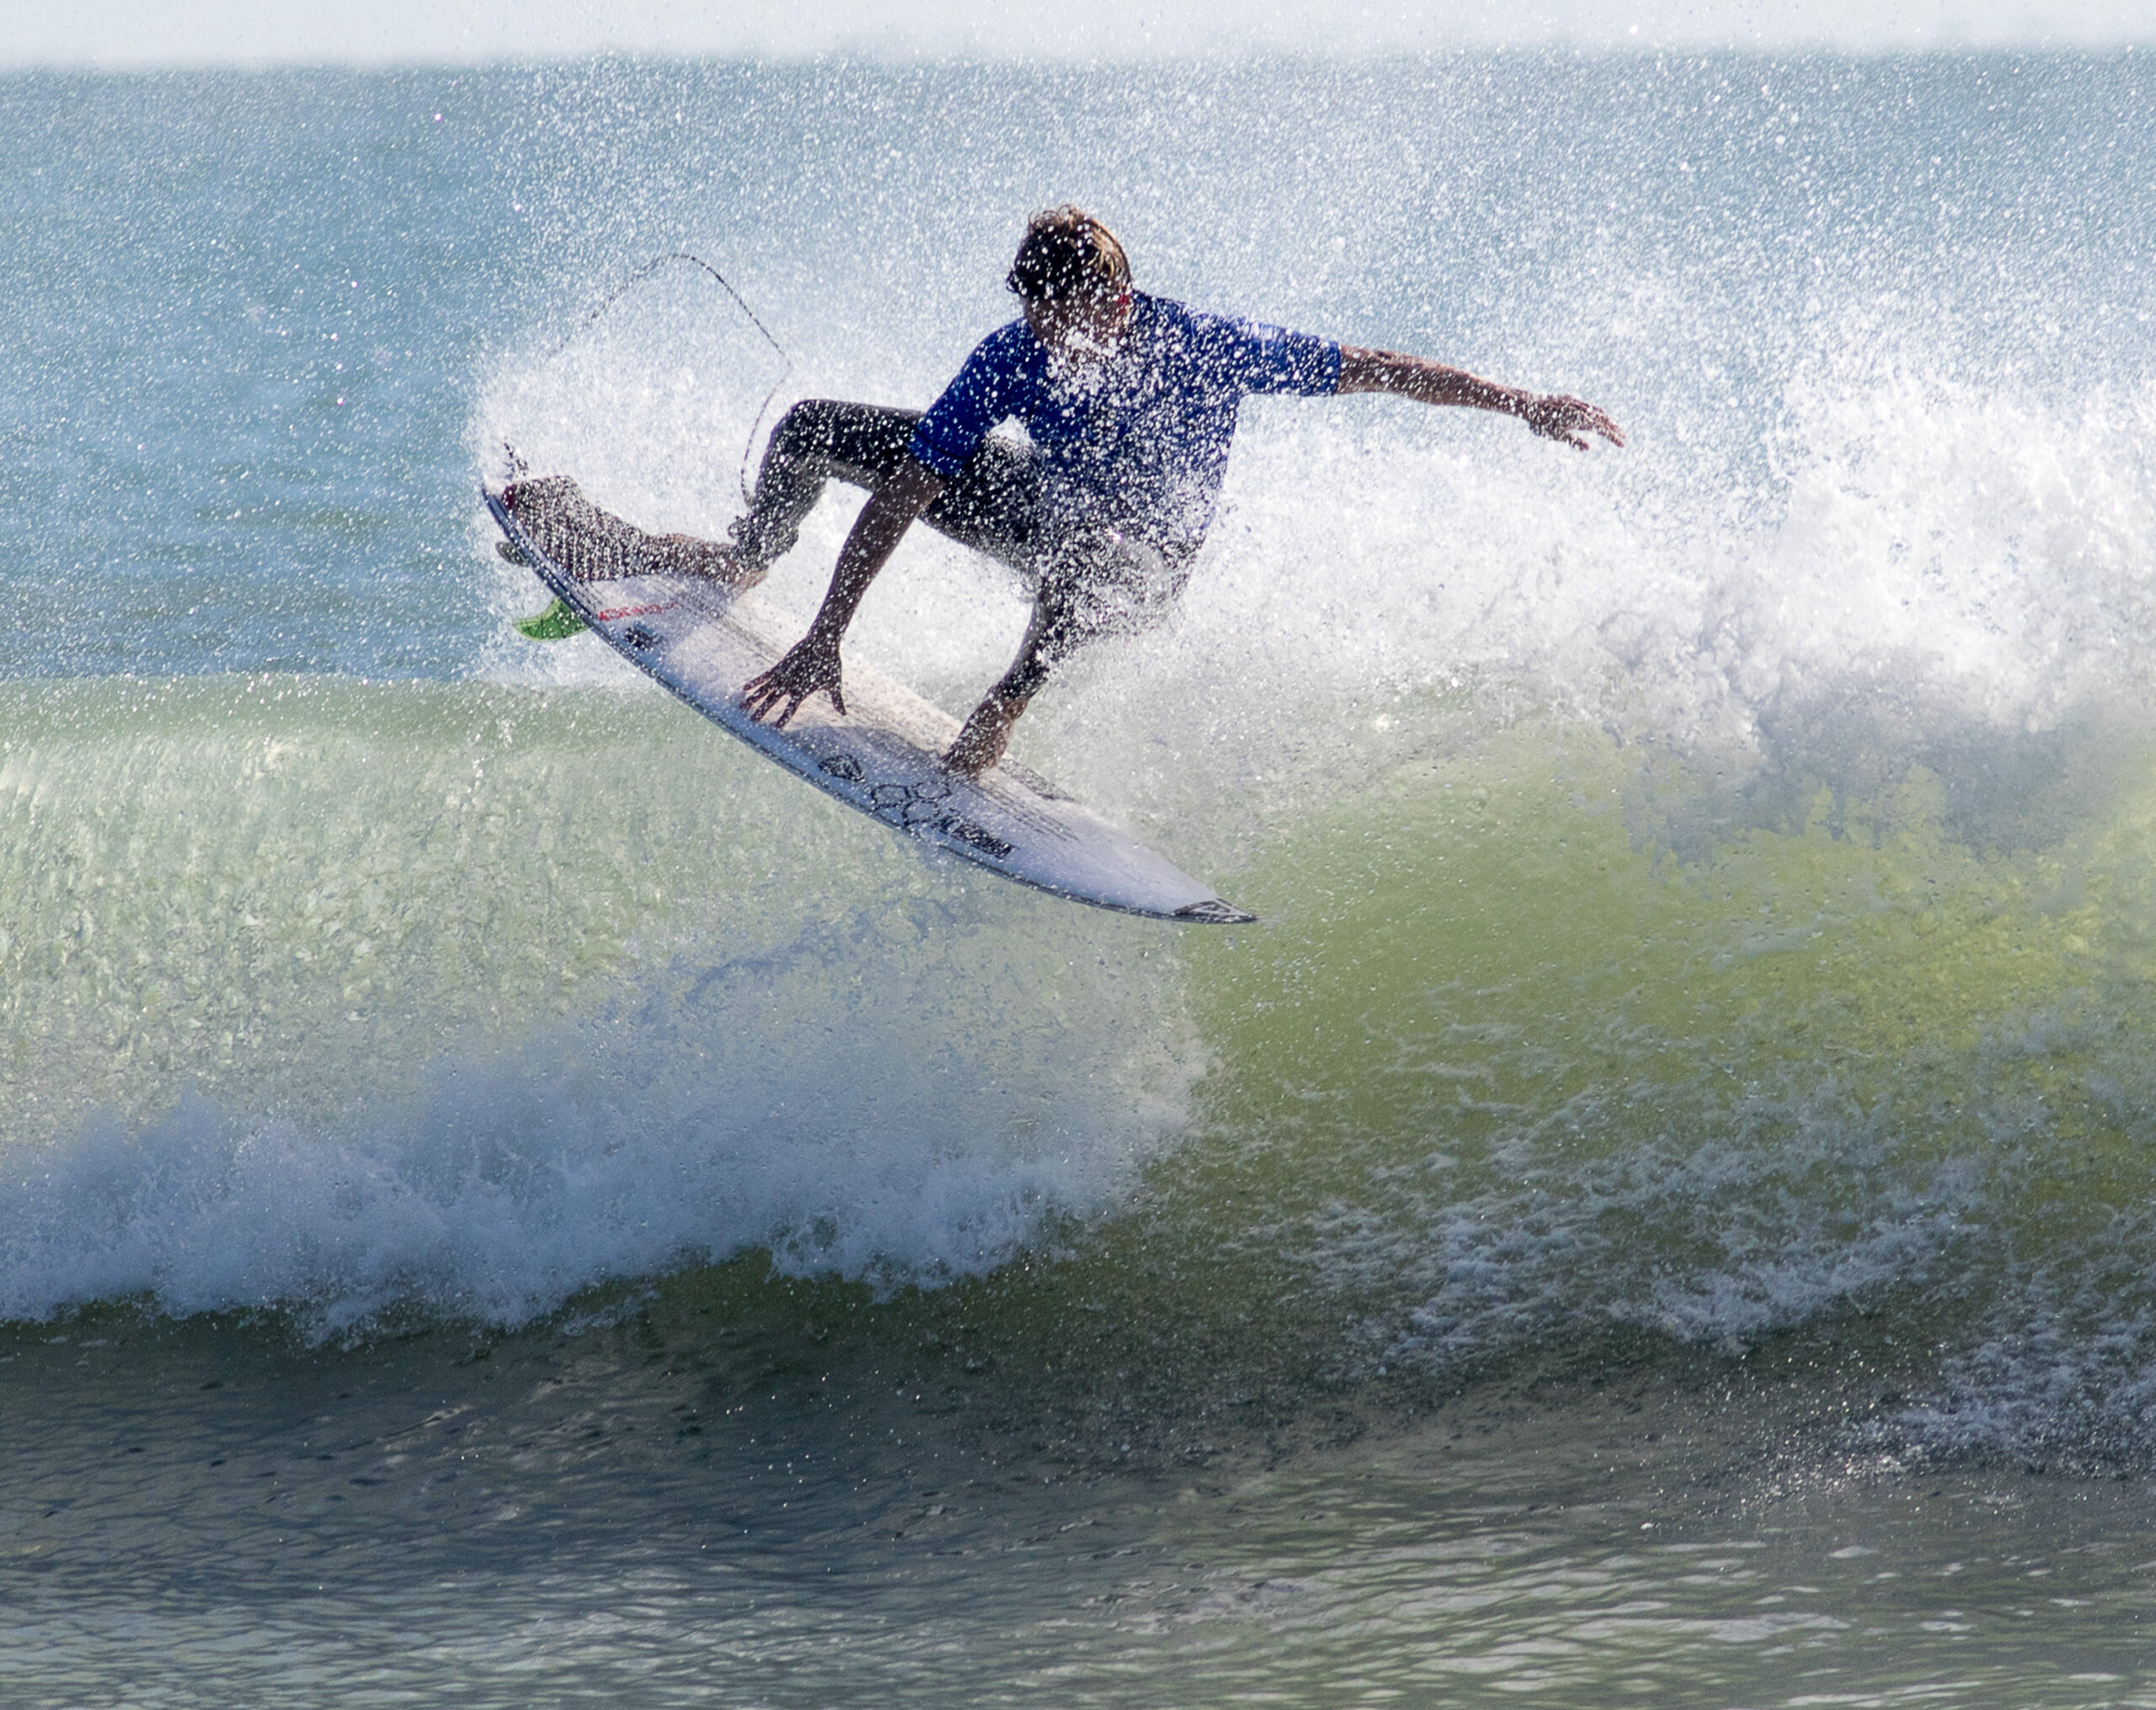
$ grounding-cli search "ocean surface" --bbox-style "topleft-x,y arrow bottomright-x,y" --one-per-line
4,51 -> 2156,1705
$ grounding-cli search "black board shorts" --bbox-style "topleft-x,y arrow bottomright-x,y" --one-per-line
732,400 -> 1196,701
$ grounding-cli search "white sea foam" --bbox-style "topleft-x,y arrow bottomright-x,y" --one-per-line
1307,1089 -> 1982,1373
0,928 -> 1192,1337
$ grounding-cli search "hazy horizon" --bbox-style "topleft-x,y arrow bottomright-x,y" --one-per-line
4,0 -> 2151,70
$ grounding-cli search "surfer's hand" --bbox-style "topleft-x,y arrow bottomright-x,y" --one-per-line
1523,394 -> 1625,451
743,631 -> 846,727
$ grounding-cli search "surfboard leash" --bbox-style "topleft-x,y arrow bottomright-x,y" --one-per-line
537,250 -> 793,509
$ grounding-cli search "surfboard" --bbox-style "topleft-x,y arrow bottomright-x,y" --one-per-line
483,479 -> 1255,923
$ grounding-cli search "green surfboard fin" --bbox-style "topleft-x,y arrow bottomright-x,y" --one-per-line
515,596 -> 586,642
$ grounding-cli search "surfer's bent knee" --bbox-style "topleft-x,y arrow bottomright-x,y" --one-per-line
770,399 -> 920,463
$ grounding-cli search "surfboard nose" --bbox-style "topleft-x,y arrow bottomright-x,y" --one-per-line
1173,899 -> 1257,925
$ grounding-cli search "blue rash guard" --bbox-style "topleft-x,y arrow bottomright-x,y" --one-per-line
905,292 -> 1342,557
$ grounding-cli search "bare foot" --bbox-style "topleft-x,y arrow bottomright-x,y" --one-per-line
649,533 -> 766,590
944,692 -> 1027,778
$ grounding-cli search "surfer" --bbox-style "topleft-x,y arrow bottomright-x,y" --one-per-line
733,206 -> 1624,776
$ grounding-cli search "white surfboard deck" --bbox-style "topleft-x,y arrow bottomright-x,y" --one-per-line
484,486 -> 1254,923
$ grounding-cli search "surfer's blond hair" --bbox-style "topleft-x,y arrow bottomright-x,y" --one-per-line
1006,206 -> 1131,304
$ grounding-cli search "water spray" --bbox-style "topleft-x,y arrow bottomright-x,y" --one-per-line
504,250 -> 792,510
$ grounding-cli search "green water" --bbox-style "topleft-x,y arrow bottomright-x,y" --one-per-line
7,678 -> 2156,1702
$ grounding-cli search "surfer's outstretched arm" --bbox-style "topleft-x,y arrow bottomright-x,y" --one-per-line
742,457 -> 946,728
1336,347 -> 1625,451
